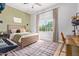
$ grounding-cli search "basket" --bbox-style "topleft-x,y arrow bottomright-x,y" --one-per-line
72,12 -> 79,20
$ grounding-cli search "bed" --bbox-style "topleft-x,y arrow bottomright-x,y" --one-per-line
7,25 -> 39,48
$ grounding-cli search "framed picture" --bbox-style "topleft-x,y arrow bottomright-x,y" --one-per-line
13,17 -> 22,23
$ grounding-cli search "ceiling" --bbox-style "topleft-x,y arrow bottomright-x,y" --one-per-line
6,3 -> 56,14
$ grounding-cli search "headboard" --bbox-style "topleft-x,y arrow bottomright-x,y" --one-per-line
7,24 -> 27,33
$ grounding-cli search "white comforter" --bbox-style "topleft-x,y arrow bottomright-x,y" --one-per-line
10,32 -> 31,40
10,32 -> 39,43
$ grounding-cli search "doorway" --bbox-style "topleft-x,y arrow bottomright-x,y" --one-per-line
38,11 -> 54,42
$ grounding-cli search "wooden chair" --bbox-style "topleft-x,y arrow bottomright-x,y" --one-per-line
54,32 -> 66,56
59,32 -> 66,55
61,32 -> 66,44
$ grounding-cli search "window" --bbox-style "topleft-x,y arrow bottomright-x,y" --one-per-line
39,11 -> 53,31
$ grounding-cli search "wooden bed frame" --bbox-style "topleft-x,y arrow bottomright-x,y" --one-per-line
20,34 -> 39,48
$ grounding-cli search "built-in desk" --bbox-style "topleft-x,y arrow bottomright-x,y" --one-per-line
66,35 -> 79,56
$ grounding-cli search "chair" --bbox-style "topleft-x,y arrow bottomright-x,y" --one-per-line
0,39 -> 18,56
61,32 -> 66,44
54,32 -> 66,56
59,32 -> 66,55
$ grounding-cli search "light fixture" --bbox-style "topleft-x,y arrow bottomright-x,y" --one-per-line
24,3 -> 42,9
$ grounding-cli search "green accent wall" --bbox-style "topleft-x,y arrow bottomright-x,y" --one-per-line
0,6 -> 31,32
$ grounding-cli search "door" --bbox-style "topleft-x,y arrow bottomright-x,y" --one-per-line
38,11 -> 54,42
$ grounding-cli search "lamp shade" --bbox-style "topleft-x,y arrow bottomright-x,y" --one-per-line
0,3 -> 5,13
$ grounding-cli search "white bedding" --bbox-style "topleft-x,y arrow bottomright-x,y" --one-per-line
10,32 -> 31,40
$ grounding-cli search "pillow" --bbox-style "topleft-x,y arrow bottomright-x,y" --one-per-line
16,29 -> 20,33
11,29 -> 17,33
12,34 -> 21,44
20,28 -> 26,32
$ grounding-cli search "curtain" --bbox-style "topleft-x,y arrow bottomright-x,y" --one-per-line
53,8 -> 59,42
36,15 -> 39,32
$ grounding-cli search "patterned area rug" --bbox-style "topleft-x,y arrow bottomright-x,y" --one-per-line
6,40 -> 59,56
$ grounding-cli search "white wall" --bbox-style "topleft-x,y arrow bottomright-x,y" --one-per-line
30,14 -> 36,32
31,3 -> 78,42
77,4 -> 79,12
58,4 -> 77,41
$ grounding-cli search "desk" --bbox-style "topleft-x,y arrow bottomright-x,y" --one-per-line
66,35 -> 79,56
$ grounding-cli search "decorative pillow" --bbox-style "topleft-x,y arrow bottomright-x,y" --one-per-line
12,34 -> 21,44
20,28 -> 26,32
16,29 -> 20,33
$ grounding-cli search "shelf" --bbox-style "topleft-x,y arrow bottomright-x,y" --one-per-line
72,20 -> 79,25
